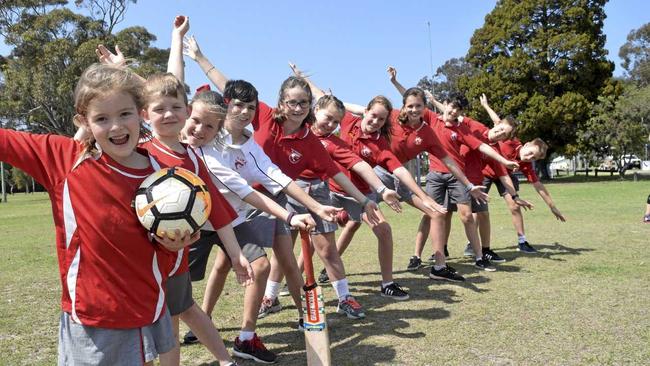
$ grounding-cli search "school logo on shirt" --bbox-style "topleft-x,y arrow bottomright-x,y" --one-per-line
234,157 -> 247,170
450,132 -> 458,141
361,146 -> 372,157
414,136 -> 423,145
289,148 -> 303,164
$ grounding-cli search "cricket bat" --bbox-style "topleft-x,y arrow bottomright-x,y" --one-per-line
300,230 -> 332,366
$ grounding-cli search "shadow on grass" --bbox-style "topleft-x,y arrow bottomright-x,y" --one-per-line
249,305 -> 450,365
499,242 -> 593,262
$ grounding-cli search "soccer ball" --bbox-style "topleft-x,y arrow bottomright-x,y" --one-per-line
134,167 -> 211,239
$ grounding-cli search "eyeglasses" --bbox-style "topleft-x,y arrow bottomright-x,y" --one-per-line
284,99 -> 310,109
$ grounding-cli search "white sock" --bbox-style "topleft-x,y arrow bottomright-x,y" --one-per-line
433,264 -> 446,271
381,281 -> 394,289
264,280 -> 281,300
239,330 -> 255,341
476,256 -> 483,261
331,278 -> 350,302
518,234 -> 527,244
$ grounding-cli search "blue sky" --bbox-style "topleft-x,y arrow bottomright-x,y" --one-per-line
2,0 -> 646,106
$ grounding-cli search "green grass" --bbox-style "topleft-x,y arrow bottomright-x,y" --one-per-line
1,180 -> 649,365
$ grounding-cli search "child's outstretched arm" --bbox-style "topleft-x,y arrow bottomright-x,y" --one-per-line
531,181 -> 566,222
289,62 -> 366,115
167,15 -> 190,83
331,172 -> 382,225
282,181 -> 341,222
479,93 -> 502,124
242,191 -> 316,230
184,35 -> 228,92
350,160 -> 402,213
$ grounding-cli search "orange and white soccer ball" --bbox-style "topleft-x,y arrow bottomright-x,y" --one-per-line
134,167 -> 211,239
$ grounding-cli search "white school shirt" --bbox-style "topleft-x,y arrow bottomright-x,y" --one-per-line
195,130 -> 292,225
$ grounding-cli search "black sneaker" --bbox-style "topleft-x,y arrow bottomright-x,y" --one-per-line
429,266 -> 465,282
475,258 -> 497,272
444,245 -> 449,258
407,256 -> 422,271
518,241 -> 538,254
233,334 -> 277,364
446,264 -> 458,274
318,268 -> 329,284
483,248 -> 506,263
380,282 -> 410,300
298,318 -> 304,331
183,329 -> 199,344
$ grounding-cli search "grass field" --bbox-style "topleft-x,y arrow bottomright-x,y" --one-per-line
1,179 -> 649,365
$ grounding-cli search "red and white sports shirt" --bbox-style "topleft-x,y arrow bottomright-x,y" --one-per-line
0,129 -> 171,329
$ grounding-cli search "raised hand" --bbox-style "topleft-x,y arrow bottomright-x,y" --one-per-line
387,66 -> 397,82
173,15 -> 190,37
288,62 -> 306,78
95,44 -> 126,67
182,35 -> 202,61
479,93 -> 490,108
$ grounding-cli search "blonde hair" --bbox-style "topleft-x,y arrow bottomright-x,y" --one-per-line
143,73 -> 188,107
73,63 -> 146,156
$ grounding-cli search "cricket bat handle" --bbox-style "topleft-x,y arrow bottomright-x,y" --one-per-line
300,229 -> 316,286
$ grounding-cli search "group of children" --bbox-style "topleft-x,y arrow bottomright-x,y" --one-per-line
1,15 -> 567,365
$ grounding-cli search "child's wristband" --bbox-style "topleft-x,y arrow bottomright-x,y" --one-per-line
286,212 -> 295,225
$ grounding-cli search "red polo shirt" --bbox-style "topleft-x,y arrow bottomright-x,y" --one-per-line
389,109 -> 448,163
460,117 -> 508,185
427,113 -> 483,173
252,101 -> 341,180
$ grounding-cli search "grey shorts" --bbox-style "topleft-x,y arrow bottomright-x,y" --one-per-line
446,187 -> 489,213
330,191 -> 376,222
373,165 -> 413,203
425,171 -> 471,205
58,309 -> 175,365
188,225 -> 268,282
166,272 -> 194,316
287,179 -> 337,235
483,174 -> 519,196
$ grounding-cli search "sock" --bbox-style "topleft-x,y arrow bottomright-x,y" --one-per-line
433,264 -> 446,271
264,280 -> 281,300
239,330 -> 254,341
381,281 -> 394,289
475,256 -> 483,261
518,234 -> 526,244
331,278 -> 350,302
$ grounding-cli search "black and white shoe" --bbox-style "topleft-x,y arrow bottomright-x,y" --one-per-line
429,266 -> 465,282
407,256 -> 422,271
475,258 -> 497,272
380,282 -> 410,300
483,248 -> 506,263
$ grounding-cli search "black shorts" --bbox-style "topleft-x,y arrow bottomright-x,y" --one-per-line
483,174 -> 519,197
